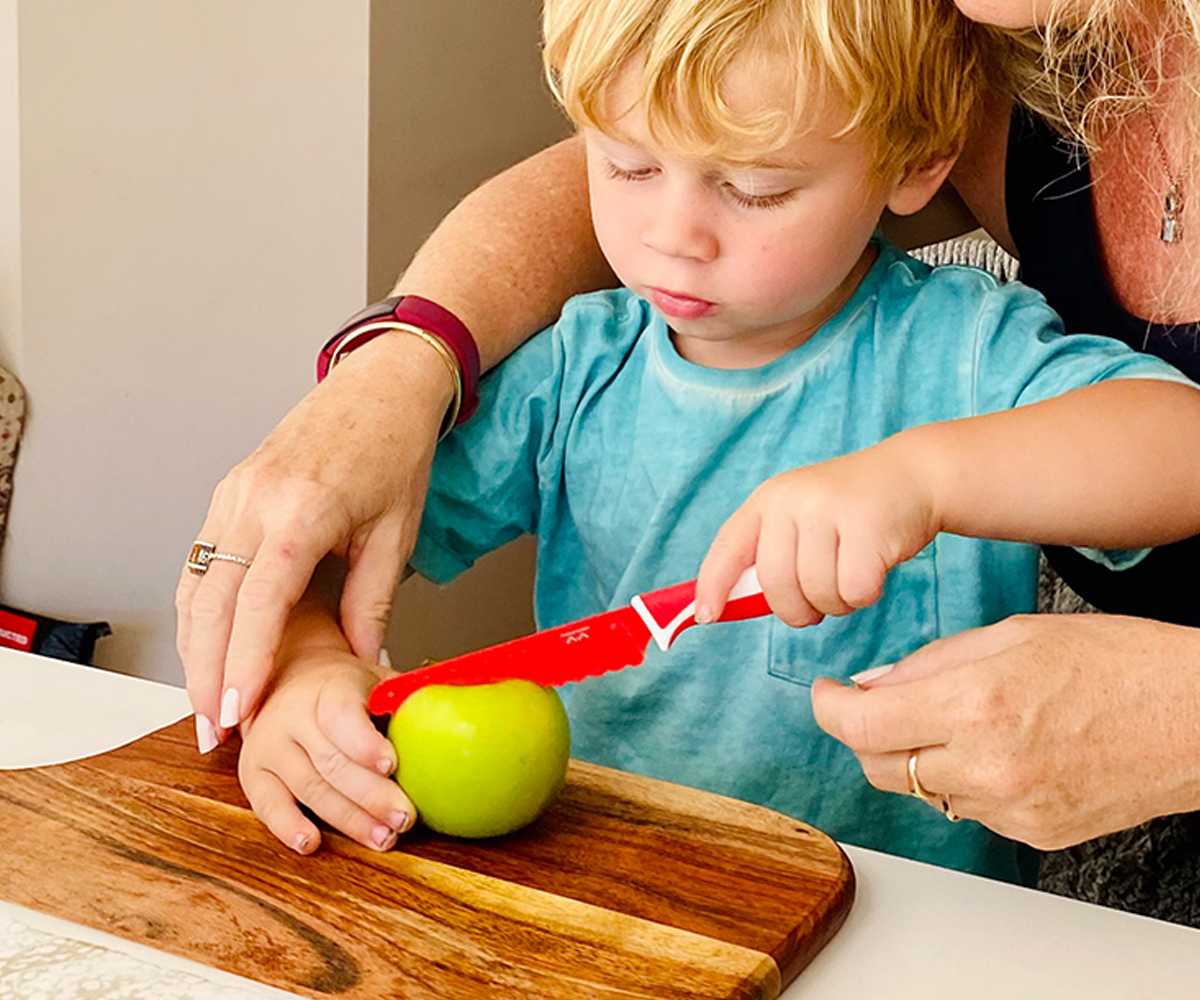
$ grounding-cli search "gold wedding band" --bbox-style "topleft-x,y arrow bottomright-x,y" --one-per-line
908,748 -> 961,822
906,748 -> 939,807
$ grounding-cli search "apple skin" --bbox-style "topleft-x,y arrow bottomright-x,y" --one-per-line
386,679 -> 571,838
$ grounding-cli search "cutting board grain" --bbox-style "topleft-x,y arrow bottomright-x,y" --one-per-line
0,718 -> 853,999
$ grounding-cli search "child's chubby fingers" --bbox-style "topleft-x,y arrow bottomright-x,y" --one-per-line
313,671 -> 399,778
304,729 -> 416,839
834,535 -> 889,610
695,505 -> 762,623
245,737 -> 411,852
239,761 -> 323,855
792,524 -> 855,618
755,517 -> 823,627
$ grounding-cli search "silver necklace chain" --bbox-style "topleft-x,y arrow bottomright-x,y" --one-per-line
1144,108 -> 1185,244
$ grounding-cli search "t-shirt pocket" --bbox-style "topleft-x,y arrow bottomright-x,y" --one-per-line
766,543 -> 939,687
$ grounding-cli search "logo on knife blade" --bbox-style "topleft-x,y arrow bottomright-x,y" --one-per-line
561,627 -> 591,644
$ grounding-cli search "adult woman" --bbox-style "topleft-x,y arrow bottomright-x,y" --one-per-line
177,0 -> 1200,922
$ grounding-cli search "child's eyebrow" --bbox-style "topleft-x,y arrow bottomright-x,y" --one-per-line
721,157 -> 812,174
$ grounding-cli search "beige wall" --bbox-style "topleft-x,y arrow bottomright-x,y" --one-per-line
371,1 -> 567,669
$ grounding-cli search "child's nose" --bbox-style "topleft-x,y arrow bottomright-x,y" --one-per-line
640,188 -> 719,262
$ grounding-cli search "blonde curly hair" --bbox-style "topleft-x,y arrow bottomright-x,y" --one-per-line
999,0 -> 1200,153
542,0 -> 1001,180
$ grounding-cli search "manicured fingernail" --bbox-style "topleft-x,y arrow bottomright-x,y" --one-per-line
695,604 -> 715,624
850,663 -> 894,687
378,648 -> 393,668
294,832 -> 314,854
388,810 -> 410,832
376,756 -> 395,776
371,825 -> 397,849
195,714 -> 219,755
219,687 -> 241,728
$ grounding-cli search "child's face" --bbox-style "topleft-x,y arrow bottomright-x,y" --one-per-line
585,65 -> 932,368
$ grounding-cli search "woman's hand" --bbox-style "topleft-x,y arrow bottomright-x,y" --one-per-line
695,438 -> 939,627
811,614 -> 1200,850
238,648 -> 416,854
176,335 -> 450,750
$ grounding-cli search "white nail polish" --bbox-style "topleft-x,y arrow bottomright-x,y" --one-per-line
850,663 -> 894,687
378,648 -> 393,668
195,714 -> 219,754
219,687 -> 241,728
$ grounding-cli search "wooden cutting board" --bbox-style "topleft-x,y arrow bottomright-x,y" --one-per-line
0,718 -> 853,999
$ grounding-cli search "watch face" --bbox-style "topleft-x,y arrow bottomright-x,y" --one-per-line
337,295 -> 405,336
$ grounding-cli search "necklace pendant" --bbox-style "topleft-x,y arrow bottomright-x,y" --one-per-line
1161,185 -> 1184,244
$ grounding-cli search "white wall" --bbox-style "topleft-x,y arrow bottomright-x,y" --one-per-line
0,0 -> 20,370
1,1 -> 370,681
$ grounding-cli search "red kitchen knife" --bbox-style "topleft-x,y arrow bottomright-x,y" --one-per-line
368,567 -> 769,714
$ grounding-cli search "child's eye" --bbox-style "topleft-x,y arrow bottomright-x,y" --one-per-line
603,159 -> 658,182
723,184 -> 798,210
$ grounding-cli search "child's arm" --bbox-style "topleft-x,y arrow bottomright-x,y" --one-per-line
237,559 -> 415,854
695,378 -> 1200,627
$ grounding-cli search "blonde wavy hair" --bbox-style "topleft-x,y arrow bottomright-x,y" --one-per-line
542,0 -> 999,180
998,0 -> 1200,153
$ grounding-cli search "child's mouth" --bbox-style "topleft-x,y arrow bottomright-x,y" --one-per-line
648,288 -> 716,319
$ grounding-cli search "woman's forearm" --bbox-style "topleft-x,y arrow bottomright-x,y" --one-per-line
395,135 -> 616,371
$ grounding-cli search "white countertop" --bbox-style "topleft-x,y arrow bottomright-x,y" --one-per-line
2,646 -> 1198,999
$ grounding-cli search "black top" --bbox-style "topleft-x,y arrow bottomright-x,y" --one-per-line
1006,107 -> 1200,626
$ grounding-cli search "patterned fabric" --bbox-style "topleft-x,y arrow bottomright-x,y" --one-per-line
0,912 -> 263,999
0,369 -> 23,557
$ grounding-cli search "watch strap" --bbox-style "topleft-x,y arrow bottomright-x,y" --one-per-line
317,295 -> 481,424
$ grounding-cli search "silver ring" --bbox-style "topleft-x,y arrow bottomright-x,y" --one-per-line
186,540 -> 252,576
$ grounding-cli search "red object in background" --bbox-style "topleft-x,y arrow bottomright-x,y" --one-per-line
0,607 -> 36,651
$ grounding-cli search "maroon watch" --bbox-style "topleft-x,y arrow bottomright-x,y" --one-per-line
317,295 -> 481,424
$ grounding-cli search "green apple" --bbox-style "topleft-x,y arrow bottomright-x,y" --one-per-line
387,679 -> 571,838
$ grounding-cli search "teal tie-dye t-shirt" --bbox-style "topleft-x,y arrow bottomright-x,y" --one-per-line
409,241 -> 1193,884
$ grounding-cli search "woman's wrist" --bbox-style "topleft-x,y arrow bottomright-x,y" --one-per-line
322,331 -> 456,439
318,295 -> 481,438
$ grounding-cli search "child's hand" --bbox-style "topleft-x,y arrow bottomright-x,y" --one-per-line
237,651 -> 416,854
695,441 -> 939,627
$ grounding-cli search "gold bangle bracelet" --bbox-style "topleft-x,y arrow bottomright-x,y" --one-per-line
328,320 -> 463,440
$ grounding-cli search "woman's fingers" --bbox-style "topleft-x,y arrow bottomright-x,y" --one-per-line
811,673 -> 956,754
858,616 -> 1033,689
340,515 -> 410,662
219,530 -> 329,728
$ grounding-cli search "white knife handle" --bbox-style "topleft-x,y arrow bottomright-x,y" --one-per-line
632,566 -> 766,652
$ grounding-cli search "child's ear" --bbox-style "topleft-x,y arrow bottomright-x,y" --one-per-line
886,145 -> 962,217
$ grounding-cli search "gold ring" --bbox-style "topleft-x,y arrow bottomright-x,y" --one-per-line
186,540 -> 252,576
186,540 -> 216,575
941,795 -> 961,822
906,748 -> 939,808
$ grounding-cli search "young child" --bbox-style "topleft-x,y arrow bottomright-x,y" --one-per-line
237,0 -> 1200,882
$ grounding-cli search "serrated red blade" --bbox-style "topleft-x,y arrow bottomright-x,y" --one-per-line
367,605 -> 653,715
